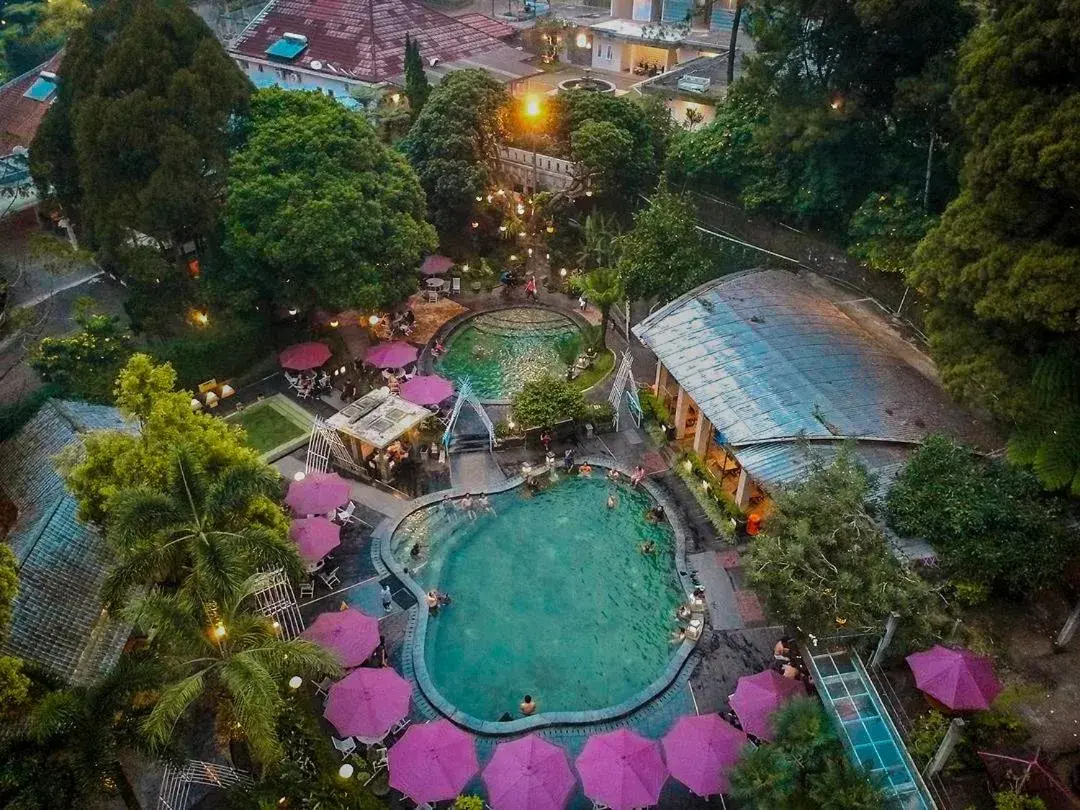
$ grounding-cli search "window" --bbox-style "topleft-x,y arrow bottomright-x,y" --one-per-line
606,44 -> 612,59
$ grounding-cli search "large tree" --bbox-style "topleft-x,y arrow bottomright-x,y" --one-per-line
400,69 -> 509,233
30,0 -> 250,261
617,188 -> 713,302
220,88 -> 435,314
909,0 -> 1080,493
403,33 -> 430,117
747,450 -> 933,641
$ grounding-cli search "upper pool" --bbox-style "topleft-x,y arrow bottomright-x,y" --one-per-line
434,307 -> 581,402
390,475 -> 686,723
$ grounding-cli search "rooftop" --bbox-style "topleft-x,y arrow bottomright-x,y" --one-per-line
326,388 -> 433,449
633,269 -> 994,487
588,18 -> 732,49
0,400 -> 135,683
0,53 -> 63,156
231,0 -> 537,84
634,52 -> 737,102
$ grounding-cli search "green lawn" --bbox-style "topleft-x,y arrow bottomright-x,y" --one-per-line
572,349 -> 616,391
233,404 -> 306,454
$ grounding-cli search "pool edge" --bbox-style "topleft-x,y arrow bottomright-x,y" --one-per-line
375,455 -> 701,737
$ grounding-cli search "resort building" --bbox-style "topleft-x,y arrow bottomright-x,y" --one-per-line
633,51 -> 737,127
228,0 -> 540,106
633,269 -> 992,513
0,400 -> 134,683
0,54 -> 62,220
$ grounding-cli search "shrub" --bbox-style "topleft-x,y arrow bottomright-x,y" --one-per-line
453,797 -> 485,810
511,376 -> 586,428
994,792 -> 1047,810
31,300 -> 133,403
638,389 -> 671,425
148,319 -> 272,390
908,710 -> 959,771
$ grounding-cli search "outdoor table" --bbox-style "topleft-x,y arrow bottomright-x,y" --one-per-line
425,278 -> 445,290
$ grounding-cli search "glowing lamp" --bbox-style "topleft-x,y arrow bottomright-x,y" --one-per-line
293,471 -> 306,482
576,32 -> 590,48
472,221 -> 480,229
524,95 -> 541,117
517,203 -> 526,215
288,307 -> 299,316
338,764 -> 354,779
368,314 -> 381,326
213,623 -> 226,639
559,268 -> 567,277
329,319 -> 339,328
288,676 -> 302,689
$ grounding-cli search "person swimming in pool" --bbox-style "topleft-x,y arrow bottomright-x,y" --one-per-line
607,491 -> 618,509
520,695 -> 537,716
646,504 -> 665,523
640,540 -> 656,555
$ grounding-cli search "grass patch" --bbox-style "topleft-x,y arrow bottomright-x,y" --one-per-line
572,349 -> 615,391
232,403 -> 306,454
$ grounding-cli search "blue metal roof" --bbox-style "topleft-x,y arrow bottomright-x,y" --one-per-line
0,400 -> 134,683
266,36 -> 308,60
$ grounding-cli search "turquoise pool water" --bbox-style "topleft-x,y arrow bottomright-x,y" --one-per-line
392,476 -> 684,721
434,308 -> 581,401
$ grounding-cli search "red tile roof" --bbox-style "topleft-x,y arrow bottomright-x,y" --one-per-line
455,13 -> 516,40
232,0 -> 525,83
0,53 -> 62,156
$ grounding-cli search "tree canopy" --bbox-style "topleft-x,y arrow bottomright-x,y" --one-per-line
886,436 -> 1078,596
219,88 -> 435,314
908,0 -> 1080,493
30,0 -> 250,260
748,450 -> 933,641
618,188 -> 713,302
31,298 -> 133,403
400,69 -> 509,233
403,33 -> 430,117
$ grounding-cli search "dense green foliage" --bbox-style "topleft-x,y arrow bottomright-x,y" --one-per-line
748,450 -> 933,640
147,318 -> 271,390
0,542 -> 20,635
124,583 -> 339,763
887,436 -> 1077,596
403,33 -> 430,117
581,267 -> 624,349
848,192 -> 936,275
729,698 -> 885,809
60,354 -> 261,525
30,299 -> 133,403
511,376 -> 587,428
220,89 -> 435,314
908,0 -> 1080,493
400,69 -> 508,233
30,0 -> 250,260
618,189 -> 713,301
0,0 -> 87,82
103,449 -> 298,608
0,383 -> 60,442
667,0 -> 972,230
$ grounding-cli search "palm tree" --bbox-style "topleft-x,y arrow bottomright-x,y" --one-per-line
575,212 -> 620,272
808,759 -> 885,810
729,744 -> 798,807
684,107 -> 704,131
581,267 -> 625,350
125,580 -> 341,764
0,654 -> 161,810
104,448 -> 302,608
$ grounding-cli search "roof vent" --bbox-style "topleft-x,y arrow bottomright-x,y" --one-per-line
676,74 -> 711,93
266,32 -> 309,60
39,71 -> 58,81
428,57 -> 440,67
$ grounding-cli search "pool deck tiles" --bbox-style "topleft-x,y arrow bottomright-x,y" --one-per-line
688,550 -> 743,630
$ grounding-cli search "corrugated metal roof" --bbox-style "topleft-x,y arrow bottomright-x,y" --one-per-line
0,400 -> 134,683
733,440 -> 909,491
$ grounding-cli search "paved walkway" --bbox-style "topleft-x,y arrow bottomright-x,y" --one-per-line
274,452 -> 411,520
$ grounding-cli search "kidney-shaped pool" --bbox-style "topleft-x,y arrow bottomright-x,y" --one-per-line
389,473 -> 688,724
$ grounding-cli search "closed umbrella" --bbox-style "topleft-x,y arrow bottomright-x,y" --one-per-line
279,341 -> 332,370
906,646 -> 1002,711
483,735 -> 576,810
301,608 -> 379,668
662,714 -> 749,797
400,374 -> 454,406
289,517 -> 340,565
285,472 -> 350,515
325,667 -> 411,743
576,729 -> 668,810
388,720 -> 478,803
729,670 -> 805,741
365,341 -> 419,369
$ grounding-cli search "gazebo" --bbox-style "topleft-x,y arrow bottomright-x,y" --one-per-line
325,388 -> 434,482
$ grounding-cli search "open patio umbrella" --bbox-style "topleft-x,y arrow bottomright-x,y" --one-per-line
729,670 -> 805,741
483,735 -> 576,810
288,517 -> 341,565
285,472 -> 350,516
325,667 -> 411,743
279,341 -> 332,370
365,341 -> 418,369
906,645 -> 1002,711
399,374 -> 454,406
420,255 -> 455,276
388,720 -> 478,803
300,607 -> 379,668
576,729 -> 668,810
662,714 -> 749,797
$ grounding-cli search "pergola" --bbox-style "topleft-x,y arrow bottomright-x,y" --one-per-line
325,388 -> 433,481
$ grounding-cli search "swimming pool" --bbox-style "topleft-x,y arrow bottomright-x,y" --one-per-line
434,308 -> 581,402
389,473 -> 688,725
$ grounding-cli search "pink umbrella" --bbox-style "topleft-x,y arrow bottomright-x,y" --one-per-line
729,670 -> 805,741
400,374 -> 454,406
301,608 -> 379,668
483,735 -> 576,810
420,255 -> 455,276
389,720 -> 478,803
288,517 -> 340,564
285,472 -> 350,516
576,729 -> 668,810
325,667 -> 412,742
365,341 -> 419,369
279,341 -> 332,370
906,645 -> 1002,711
662,714 -> 749,797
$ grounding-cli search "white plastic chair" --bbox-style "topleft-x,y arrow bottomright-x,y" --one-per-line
298,580 -> 314,599
365,746 -> 389,785
320,567 -> 341,588
337,501 -> 357,524
314,677 -> 332,696
305,558 -> 325,575
332,736 -> 356,759
451,277 -> 461,295
389,717 -> 411,736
